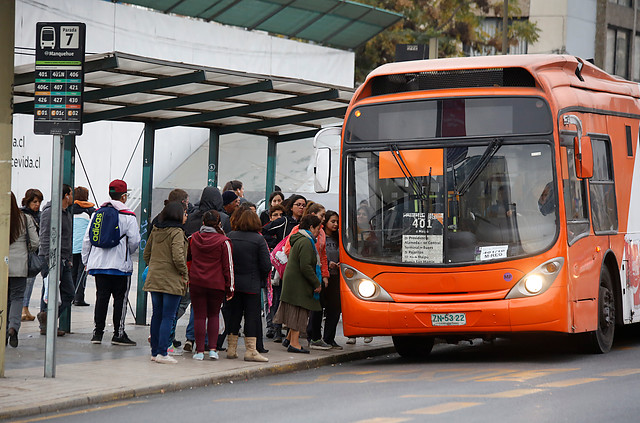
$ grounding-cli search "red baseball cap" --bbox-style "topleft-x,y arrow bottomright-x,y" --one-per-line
109,179 -> 130,195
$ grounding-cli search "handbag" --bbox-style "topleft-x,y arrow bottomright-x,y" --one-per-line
25,218 -> 45,278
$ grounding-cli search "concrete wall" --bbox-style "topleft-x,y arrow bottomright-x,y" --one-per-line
528,0 -> 596,60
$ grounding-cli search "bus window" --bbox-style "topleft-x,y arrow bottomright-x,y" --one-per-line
590,138 -> 618,234
562,140 -> 590,244
343,142 -> 558,265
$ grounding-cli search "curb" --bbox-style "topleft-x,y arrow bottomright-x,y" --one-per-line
1,345 -> 396,420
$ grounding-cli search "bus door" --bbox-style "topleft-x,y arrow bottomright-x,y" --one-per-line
561,131 -> 608,331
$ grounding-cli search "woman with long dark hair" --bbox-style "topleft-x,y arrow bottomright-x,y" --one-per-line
274,214 -> 323,354
143,202 -> 189,364
226,208 -> 271,362
20,188 -> 43,321
187,210 -> 234,360
321,211 -> 342,349
262,194 -> 306,249
7,192 -> 39,347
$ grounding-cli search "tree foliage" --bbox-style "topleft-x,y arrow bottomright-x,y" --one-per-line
354,0 -> 540,83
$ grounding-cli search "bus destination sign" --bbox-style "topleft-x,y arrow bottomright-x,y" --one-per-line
34,22 -> 86,136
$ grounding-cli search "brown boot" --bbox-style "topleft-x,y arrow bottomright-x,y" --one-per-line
21,307 -> 35,321
244,337 -> 268,362
227,334 -> 238,359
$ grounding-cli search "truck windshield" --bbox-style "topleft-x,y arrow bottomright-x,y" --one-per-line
343,142 -> 558,265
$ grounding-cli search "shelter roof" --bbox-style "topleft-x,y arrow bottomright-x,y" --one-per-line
13,51 -> 354,140
116,0 -> 403,50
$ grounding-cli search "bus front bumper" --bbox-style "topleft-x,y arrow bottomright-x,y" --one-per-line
341,285 -> 570,337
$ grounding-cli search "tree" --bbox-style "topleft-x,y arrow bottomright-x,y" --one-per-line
354,0 -> 540,83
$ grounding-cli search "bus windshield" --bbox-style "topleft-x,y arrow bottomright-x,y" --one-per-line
344,142 -> 558,265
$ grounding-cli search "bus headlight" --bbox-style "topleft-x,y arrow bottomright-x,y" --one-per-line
505,257 -> 564,299
340,264 -> 394,302
357,280 -> 377,298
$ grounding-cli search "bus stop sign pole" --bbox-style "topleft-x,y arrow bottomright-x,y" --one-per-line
34,22 -> 85,378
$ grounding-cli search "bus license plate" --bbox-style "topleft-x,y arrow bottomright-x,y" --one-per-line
431,313 -> 466,326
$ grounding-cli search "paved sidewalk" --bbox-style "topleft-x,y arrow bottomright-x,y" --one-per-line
1,275 -> 394,420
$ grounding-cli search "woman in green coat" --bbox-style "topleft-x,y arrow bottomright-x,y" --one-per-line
143,202 -> 188,364
274,214 -> 322,353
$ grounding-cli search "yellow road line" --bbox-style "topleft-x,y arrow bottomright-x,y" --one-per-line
213,396 -> 313,402
600,368 -> 640,377
403,402 -> 482,415
537,378 -> 603,388
9,400 -> 147,423
402,388 -> 544,399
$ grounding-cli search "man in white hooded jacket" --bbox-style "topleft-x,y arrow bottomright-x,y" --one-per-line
82,179 -> 140,346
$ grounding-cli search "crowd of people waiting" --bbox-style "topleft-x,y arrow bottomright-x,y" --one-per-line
6,179 -> 360,365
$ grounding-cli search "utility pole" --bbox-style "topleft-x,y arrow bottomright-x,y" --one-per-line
502,0 -> 509,55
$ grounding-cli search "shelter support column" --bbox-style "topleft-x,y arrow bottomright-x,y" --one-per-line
59,136 -> 75,333
136,123 -> 155,325
0,0 -> 15,378
208,129 -> 219,187
265,137 -> 277,201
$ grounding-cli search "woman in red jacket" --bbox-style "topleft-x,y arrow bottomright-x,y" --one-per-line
187,210 -> 234,360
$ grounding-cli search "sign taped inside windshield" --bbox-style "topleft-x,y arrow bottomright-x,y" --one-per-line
402,212 -> 444,263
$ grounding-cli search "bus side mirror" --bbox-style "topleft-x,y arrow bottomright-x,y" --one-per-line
574,136 -> 593,179
314,147 -> 331,193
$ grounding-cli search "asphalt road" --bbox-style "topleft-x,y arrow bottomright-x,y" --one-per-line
9,325 -> 640,423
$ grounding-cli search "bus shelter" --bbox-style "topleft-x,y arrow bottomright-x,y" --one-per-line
12,50 -> 353,326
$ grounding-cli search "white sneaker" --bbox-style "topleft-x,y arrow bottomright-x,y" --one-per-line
364,337 -> 373,343
151,355 -> 157,362
155,355 -> 178,364
209,350 -> 219,360
346,338 -> 356,345
193,352 -> 204,360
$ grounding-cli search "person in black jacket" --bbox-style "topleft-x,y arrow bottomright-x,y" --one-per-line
262,194 -> 306,249
226,208 -> 271,362
37,184 -> 74,337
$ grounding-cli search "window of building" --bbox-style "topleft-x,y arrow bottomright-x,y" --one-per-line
606,27 -> 630,79
609,0 -> 632,7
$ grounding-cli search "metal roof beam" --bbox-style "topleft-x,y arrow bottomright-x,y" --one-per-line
153,88 -> 338,130
218,106 -> 347,135
275,129 -> 320,143
84,80 -> 273,123
14,54 -> 119,87
84,71 -> 206,101
248,0 -> 296,30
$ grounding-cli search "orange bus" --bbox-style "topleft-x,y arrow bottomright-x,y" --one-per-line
317,55 -> 640,357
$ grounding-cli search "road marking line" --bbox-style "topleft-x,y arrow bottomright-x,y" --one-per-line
213,396 -> 313,402
402,389 -> 544,399
536,378 -> 603,388
600,369 -> 640,377
9,400 -> 147,423
478,369 -> 578,382
354,418 -> 411,423
403,402 -> 482,415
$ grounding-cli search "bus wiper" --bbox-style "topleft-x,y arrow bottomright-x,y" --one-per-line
389,144 -> 426,200
389,145 -> 431,239
456,138 -> 504,196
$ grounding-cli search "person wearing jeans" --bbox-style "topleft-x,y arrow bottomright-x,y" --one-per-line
149,292 -> 182,360
143,201 -> 189,364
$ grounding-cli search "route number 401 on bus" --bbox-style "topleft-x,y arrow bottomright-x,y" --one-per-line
315,54 -> 640,358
